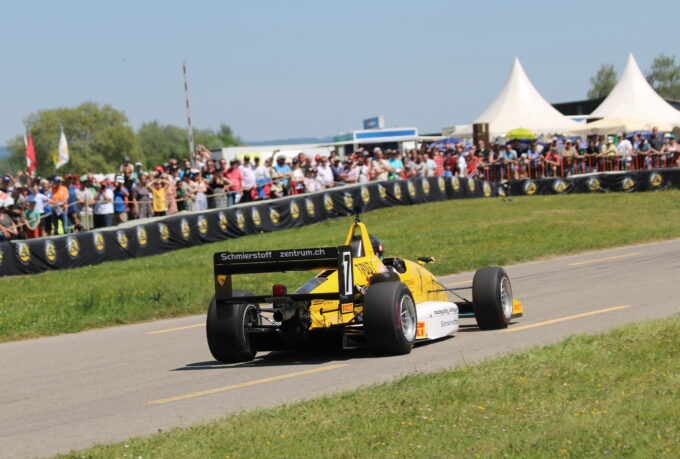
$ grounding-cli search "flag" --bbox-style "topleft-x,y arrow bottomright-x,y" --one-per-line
56,127 -> 69,169
24,133 -> 37,174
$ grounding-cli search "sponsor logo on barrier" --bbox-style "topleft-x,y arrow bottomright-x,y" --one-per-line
44,240 -> 57,264
524,181 -> 537,195
236,211 -> 245,229
393,182 -> 402,200
158,223 -> 169,242
324,193 -> 333,212
407,181 -> 416,197
67,236 -> 80,258
197,215 -> 208,235
181,218 -> 190,239
587,177 -> 601,191
438,177 -> 445,192
451,176 -> 460,191
361,186 -> 370,203
137,227 -> 148,247
16,242 -> 30,264
378,184 -> 387,199
344,192 -> 354,208
483,181 -> 492,197
422,178 -> 430,195
252,209 -> 261,227
553,179 -> 568,193
218,212 -> 228,231
649,172 -> 663,188
290,201 -> 300,219
116,230 -> 129,249
306,199 -> 315,216
93,232 -> 105,253
622,177 -> 636,191
270,207 -> 280,224
467,178 -> 476,192
216,274 -> 227,286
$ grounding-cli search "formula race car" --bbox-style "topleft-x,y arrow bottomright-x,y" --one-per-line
208,213 -> 523,363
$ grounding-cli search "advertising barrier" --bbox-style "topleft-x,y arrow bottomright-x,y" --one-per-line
1,169 -> 679,277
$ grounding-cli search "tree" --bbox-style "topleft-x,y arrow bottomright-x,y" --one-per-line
137,121 -> 188,166
646,54 -> 680,100
587,64 -> 617,99
6,102 -> 142,175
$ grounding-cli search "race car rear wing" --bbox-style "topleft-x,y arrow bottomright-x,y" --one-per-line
213,245 -> 353,304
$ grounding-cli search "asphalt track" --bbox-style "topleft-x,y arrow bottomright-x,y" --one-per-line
2,239 -> 679,458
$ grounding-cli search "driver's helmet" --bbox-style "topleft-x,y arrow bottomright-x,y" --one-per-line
369,234 -> 384,259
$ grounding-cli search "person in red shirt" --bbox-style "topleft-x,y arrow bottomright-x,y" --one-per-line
433,150 -> 445,177
543,147 -> 561,177
225,160 -> 243,206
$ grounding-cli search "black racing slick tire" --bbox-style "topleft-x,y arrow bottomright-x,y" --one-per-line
363,282 -> 417,355
206,290 -> 259,363
472,267 -> 513,330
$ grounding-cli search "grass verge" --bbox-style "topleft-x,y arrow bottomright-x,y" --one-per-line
2,190 -> 680,342
64,314 -> 680,457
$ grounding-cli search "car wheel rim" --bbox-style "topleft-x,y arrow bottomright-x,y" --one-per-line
500,277 -> 513,319
400,295 -> 417,342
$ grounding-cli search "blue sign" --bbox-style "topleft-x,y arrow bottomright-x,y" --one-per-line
363,116 -> 384,130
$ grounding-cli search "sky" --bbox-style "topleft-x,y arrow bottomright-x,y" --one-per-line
1,0 -> 679,145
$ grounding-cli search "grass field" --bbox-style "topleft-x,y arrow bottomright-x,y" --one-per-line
63,313 -> 680,458
2,190 -> 680,342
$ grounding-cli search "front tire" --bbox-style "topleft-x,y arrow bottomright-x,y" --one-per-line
206,290 -> 259,363
363,282 -> 417,355
472,267 -> 513,329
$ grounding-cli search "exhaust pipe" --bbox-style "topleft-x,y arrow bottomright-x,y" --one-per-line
273,305 -> 296,322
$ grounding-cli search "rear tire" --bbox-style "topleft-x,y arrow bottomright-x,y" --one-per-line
206,290 -> 259,363
472,267 -> 513,329
363,282 -> 417,355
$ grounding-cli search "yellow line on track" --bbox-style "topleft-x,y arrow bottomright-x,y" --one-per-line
445,280 -> 472,287
502,306 -> 630,333
146,364 -> 350,405
569,252 -> 640,266
147,323 -> 205,335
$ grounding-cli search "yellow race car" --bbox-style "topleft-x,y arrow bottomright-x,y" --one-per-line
208,213 -> 523,363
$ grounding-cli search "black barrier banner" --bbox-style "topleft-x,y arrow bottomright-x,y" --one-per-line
1,170 -> 679,277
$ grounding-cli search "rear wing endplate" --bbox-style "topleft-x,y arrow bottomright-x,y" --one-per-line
213,245 -> 353,303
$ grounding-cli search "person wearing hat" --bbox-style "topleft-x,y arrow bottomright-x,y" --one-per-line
93,177 -> 114,228
272,155 -> 292,196
113,175 -> 130,224
561,140 -> 578,176
131,172 -> 152,219
49,176 -> 70,234
23,198 -> 41,239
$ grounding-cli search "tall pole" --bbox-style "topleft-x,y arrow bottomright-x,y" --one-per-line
182,60 -> 195,167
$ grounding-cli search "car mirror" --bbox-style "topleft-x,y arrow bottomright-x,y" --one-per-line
417,256 -> 435,265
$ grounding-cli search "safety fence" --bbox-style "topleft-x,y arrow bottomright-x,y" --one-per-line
1,169 -> 679,277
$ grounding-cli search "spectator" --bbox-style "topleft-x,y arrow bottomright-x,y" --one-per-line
0,204 -> 18,241
239,155 -> 256,202
388,151 -> 404,179
49,176 -> 70,234
77,175 -> 97,229
65,175 -> 82,231
561,140 -> 578,176
194,175 -> 208,211
291,159 -> 306,193
272,155 -> 293,195
543,145 -> 560,178
93,179 -> 114,228
132,173 -> 152,219
617,133 -> 634,171
23,198 -> 41,239
208,168 -> 230,208
177,173 -> 196,212
148,176 -> 171,217
316,156 -> 334,188
113,175 -> 130,224
225,160 -> 243,205
253,157 -> 271,199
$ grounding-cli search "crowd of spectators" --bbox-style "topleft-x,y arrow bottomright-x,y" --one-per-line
1,130 -> 679,242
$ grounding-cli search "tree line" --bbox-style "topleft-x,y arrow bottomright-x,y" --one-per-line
1,101 -> 241,175
588,53 -> 680,100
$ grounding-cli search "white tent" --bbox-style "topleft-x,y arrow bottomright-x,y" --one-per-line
473,57 -> 582,136
569,116 -> 673,136
591,54 -> 680,125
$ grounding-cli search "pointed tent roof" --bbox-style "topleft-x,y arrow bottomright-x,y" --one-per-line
474,57 -> 581,136
591,54 -> 680,125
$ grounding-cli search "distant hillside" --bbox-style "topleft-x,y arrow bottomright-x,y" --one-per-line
244,136 -> 333,146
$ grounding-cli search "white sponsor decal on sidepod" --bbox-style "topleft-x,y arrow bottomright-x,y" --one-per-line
415,301 -> 459,340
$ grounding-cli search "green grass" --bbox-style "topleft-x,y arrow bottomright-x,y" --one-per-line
2,191 -> 680,342
63,314 -> 680,458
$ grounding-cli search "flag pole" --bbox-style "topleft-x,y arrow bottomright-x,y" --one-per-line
182,60 -> 196,168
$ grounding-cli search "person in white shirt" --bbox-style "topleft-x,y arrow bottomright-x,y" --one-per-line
316,157 -> 335,188
457,151 -> 468,177
239,155 -> 256,202
617,133 -> 634,170
253,157 -> 271,199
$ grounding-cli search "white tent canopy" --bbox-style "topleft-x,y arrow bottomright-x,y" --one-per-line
591,54 -> 680,125
473,57 -> 581,136
569,116 -> 673,136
